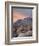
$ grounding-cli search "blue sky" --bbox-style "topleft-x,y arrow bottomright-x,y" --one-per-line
13,8 -> 32,17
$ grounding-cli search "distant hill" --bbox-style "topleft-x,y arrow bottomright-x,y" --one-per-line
13,17 -> 32,27
22,17 -> 32,25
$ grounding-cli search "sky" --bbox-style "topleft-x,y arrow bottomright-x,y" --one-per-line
13,8 -> 32,23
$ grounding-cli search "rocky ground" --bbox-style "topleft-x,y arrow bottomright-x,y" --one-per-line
11,17 -> 32,38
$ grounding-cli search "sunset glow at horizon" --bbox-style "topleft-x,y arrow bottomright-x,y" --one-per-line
13,8 -> 32,23
13,11 -> 30,23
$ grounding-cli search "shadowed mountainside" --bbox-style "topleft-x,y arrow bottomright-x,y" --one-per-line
12,17 -> 32,38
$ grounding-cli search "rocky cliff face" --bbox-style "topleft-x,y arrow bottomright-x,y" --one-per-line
12,17 -> 32,38
13,17 -> 32,26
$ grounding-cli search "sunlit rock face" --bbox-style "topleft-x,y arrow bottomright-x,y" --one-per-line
18,31 -> 32,37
